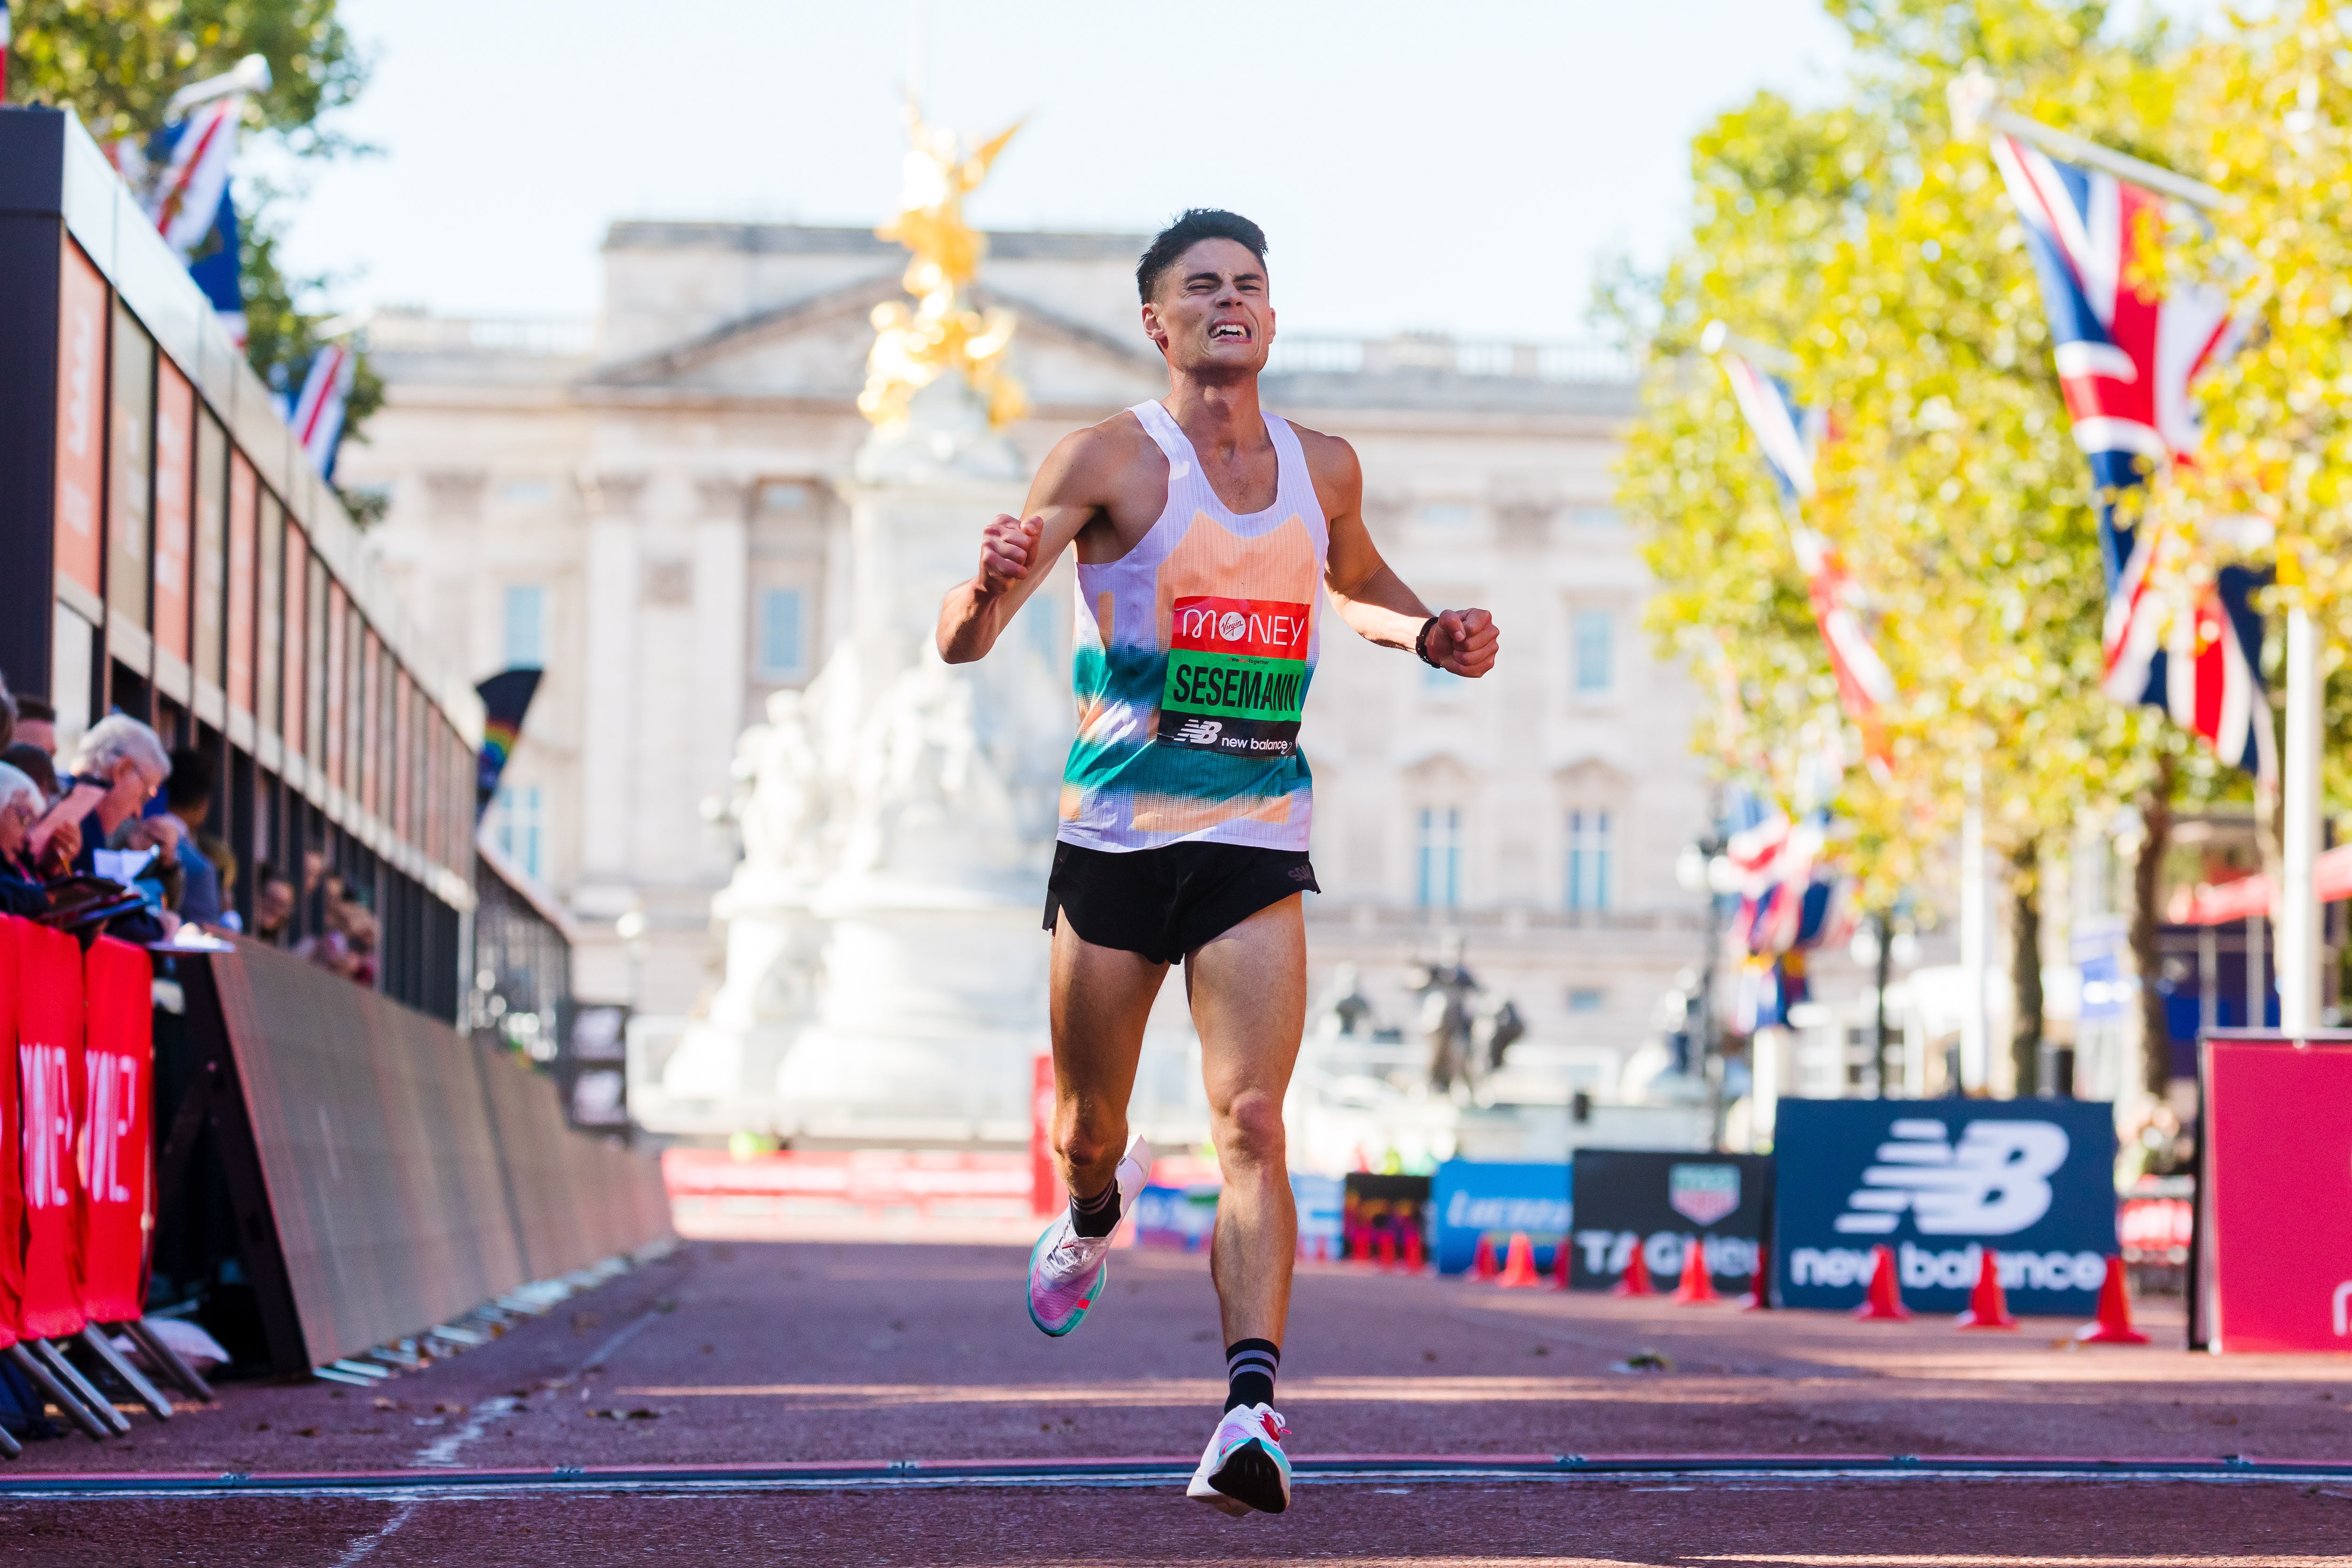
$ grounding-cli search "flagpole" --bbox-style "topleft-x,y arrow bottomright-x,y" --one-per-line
2280,590 -> 2321,1035
1960,760 -> 1989,1091
1947,64 -> 2226,211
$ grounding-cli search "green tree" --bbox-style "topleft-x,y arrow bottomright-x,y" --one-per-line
7,0 -> 382,490
1622,0 -> 2244,1100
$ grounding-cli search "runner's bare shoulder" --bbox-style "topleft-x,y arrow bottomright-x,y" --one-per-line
1046,411 -> 1168,552
1281,422 -> 1363,518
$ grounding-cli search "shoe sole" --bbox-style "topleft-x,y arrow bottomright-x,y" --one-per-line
1204,1438 -> 1289,1514
1025,1226 -> 1106,1338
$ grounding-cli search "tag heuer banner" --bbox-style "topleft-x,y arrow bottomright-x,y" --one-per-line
1772,1098 -> 2118,1316
1566,1149 -> 1772,1294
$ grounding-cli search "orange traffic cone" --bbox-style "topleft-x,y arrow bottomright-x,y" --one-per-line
1554,1236 -> 1575,1289
1375,1228 -> 1398,1270
1613,1239 -> 1656,1297
1498,1232 -> 1542,1288
1673,1236 -> 1719,1304
1402,1224 -> 1426,1274
2075,1255 -> 2151,1345
1955,1248 -> 2018,1329
1352,1223 -> 1376,1267
1471,1234 -> 1500,1281
1742,1243 -> 1772,1311
1853,1243 -> 1910,1321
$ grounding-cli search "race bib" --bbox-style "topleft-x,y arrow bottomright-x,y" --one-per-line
1160,596 -> 1310,757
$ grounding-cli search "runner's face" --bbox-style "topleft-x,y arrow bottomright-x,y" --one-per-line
1144,239 -> 1272,375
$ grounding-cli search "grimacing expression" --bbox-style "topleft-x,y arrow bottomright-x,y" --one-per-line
1144,238 -> 1272,374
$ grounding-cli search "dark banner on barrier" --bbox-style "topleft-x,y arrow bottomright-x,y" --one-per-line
1772,1098 -> 2117,1316
1567,1149 -> 1771,1293
2200,1033 -> 2352,1352
1430,1161 -> 1569,1275
178,939 -> 671,1371
1342,1173 -> 1431,1263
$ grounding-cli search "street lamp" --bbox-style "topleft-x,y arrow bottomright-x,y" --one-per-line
1677,831 -> 1731,1145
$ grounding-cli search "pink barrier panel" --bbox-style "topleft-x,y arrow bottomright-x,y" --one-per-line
0,920 -> 25,1344
78,935 -> 154,1323
16,917 -> 87,1340
2201,1034 -> 2352,1352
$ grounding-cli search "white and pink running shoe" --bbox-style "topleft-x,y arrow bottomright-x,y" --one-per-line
1025,1134 -> 1150,1337
1186,1402 -> 1292,1515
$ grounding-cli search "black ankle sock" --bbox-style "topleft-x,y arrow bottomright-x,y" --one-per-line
1069,1177 -> 1120,1239
1224,1338 -> 1279,1412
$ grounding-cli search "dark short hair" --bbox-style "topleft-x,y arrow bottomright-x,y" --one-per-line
1136,209 -> 1268,303
166,746 -> 215,809
14,697 -> 54,724
255,860 -> 294,892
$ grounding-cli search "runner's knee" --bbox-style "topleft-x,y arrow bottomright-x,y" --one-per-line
1212,1090 -> 1286,1170
1054,1107 -> 1124,1179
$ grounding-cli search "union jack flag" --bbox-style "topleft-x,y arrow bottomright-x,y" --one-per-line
1719,351 -> 1898,764
284,342 -> 357,480
1990,133 -> 2270,778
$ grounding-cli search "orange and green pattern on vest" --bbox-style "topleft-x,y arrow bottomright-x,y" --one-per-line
1160,596 -> 1311,758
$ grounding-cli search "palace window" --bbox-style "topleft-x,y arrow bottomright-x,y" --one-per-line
1572,610 -> 1615,695
1566,809 -> 1612,912
1416,807 -> 1462,909
493,782 -> 545,881
502,584 -> 547,669
756,587 -> 807,681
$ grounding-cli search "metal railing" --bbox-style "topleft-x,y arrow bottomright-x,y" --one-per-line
1267,334 -> 1638,384
365,312 -> 597,357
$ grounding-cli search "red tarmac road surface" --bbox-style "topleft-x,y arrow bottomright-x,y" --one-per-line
5,1239 -> 2351,1564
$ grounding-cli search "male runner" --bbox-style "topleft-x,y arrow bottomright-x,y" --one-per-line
937,209 -> 1499,1516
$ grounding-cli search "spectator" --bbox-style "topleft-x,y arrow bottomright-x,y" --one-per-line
66,715 -> 169,880
202,835 -> 243,933
252,862 -> 296,944
10,697 -> 55,757
2,744 -> 77,878
0,764 -> 47,917
161,747 -> 223,925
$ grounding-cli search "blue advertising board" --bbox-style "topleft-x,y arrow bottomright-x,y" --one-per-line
1772,1098 -> 2119,1316
1430,1160 -> 1571,1275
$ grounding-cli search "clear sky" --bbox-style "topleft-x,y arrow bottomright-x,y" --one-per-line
273,0 -> 1862,341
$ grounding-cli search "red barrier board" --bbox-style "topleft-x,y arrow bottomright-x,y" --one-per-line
16,919 -> 87,1338
2202,1034 -> 2352,1352
0,920 -> 25,1345
79,936 -> 153,1323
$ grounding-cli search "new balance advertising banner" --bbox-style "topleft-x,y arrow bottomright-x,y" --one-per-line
1430,1161 -> 1568,1275
2200,1035 -> 2352,1352
79,936 -> 154,1323
16,918 -> 88,1339
1567,1149 -> 1772,1293
1772,1098 -> 2118,1316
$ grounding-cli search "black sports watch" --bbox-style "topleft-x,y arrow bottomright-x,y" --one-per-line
1414,615 -> 1443,669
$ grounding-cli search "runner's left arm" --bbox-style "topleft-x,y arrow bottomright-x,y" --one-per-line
1304,429 -> 1500,678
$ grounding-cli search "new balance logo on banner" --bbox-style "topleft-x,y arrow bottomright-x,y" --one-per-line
1991,133 -> 2270,778
1832,1117 -> 2067,1236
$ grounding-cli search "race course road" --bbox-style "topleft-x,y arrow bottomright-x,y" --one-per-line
4,1240 -> 2348,1564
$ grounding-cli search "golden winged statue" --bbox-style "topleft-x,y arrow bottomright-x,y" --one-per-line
859,102 -> 1028,431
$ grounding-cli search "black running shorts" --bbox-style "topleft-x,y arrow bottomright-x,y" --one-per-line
1042,840 -> 1319,965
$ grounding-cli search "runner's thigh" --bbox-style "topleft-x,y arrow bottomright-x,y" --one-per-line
1049,917 -> 1166,1106
1185,895 -> 1308,1110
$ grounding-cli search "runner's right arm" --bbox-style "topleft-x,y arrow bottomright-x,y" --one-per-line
937,427 -> 1113,663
